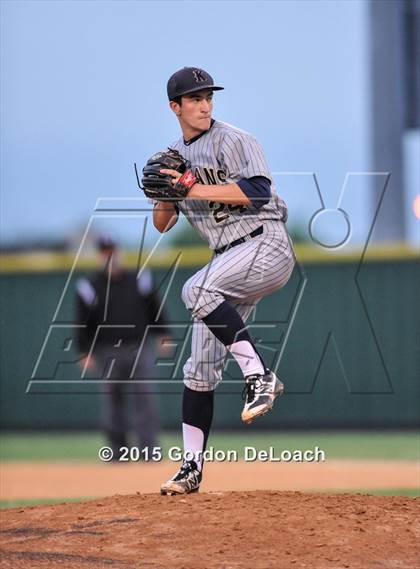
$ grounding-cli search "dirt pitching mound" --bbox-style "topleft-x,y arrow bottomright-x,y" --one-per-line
1,491 -> 419,569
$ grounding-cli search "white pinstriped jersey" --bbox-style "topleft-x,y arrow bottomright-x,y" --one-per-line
169,120 -> 288,250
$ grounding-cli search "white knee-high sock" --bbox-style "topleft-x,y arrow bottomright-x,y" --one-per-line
182,386 -> 214,472
182,423 -> 204,470
227,340 -> 265,377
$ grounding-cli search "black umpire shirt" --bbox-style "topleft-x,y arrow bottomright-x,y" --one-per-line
75,268 -> 168,354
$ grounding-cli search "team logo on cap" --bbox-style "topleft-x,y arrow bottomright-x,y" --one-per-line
193,69 -> 206,83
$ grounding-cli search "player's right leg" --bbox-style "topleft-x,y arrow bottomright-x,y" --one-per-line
196,301 -> 285,424
181,227 -> 293,424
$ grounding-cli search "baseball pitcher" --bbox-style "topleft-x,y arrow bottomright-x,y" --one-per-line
139,67 -> 295,495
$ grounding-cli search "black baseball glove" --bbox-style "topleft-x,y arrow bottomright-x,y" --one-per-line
135,148 -> 197,201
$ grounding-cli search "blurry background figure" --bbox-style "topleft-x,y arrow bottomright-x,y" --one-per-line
75,236 -> 168,460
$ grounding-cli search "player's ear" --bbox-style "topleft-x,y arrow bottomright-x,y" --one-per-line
169,100 -> 182,116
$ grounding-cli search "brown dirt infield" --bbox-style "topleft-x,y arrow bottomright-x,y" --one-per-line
2,460 -> 419,500
1,491 -> 419,569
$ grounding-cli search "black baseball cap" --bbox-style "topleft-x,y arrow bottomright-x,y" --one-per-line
167,67 -> 224,101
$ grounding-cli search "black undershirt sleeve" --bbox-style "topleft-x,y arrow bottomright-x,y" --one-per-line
236,176 -> 271,209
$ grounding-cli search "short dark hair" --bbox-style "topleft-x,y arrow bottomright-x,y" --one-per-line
97,235 -> 117,252
171,91 -> 213,106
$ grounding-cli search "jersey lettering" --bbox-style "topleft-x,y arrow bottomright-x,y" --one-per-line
194,167 -> 227,186
194,168 -> 205,185
203,168 -> 217,185
169,120 -> 288,249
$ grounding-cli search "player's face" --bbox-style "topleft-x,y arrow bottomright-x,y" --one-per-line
172,90 -> 214,137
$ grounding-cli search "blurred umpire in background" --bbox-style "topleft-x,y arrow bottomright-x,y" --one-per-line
75,236 -> 169,460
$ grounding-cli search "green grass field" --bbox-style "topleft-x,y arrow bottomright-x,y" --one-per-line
1,431 -> 418,507
1,431 -> 419,462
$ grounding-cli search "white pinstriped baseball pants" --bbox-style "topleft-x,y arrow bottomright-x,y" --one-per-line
182,220 -> 295,391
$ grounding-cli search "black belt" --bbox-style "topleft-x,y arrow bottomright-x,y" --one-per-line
214,225 -> 264,255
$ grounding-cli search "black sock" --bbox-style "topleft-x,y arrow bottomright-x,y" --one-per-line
202,301 -> 249,345
202,301 -> 267,371
182,386 -> 214,471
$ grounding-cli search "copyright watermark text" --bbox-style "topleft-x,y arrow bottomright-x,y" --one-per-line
98,445 -> 326,463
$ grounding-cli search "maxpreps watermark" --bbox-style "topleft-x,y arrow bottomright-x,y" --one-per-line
98,445 -> 326,463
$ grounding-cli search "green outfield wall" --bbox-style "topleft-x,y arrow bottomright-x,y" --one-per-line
0,247 -> 419,430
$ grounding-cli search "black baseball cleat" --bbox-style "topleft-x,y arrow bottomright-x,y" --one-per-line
241,370 -> 284,424
160,459 -> 202,495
